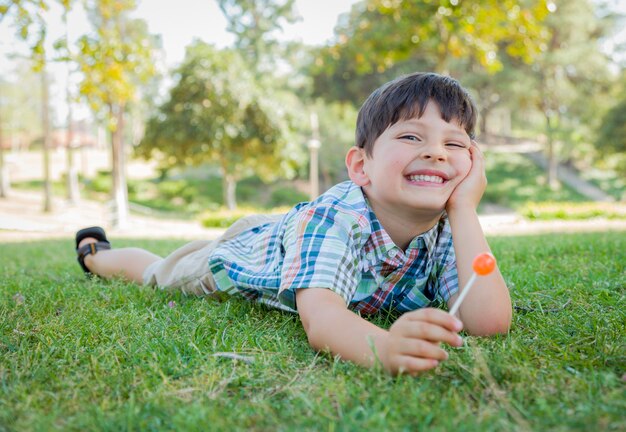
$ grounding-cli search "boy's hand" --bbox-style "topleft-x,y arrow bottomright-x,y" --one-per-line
379,308 -> 463,376
447,141 -> 486,213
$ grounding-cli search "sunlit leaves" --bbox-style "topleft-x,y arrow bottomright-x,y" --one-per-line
75,0 -> 157,129
310,0 -> 551,103
138,42 -> 298,193
217,0 -> 299,73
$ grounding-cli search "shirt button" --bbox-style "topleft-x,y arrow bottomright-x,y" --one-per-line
388,250 -> 397,258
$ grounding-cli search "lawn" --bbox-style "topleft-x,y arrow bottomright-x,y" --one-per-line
0,232 -> 624,431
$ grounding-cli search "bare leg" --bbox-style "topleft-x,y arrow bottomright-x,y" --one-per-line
78,237 -> 161,284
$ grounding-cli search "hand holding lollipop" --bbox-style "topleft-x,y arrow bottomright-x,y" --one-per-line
449,252 -> 496,316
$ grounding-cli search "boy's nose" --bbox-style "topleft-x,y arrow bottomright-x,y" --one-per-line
420,143 -> 447,162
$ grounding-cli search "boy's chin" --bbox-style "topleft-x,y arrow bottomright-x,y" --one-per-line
407,202 -> 448,218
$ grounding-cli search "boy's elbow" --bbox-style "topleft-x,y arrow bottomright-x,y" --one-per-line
299,310 -> 323,350
465,308 -> 512,336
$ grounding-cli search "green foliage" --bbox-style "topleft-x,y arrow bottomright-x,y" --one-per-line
309,0 -> 550,103
0,232 -> 624,429
482,151 -> 587,208
1,0 -> 52,70
72,169 -> 308,216
596,83 -> 626,176
199,206 -> 290,228
137,41 -> 305,209
312,99 -> 359,186
582,164 -> 626,201
521,201 -> 626,220
217,0 -> 299,74
597,97 -> 626,154
269,186 -> 308,207
87,169 -> 112,194
0,63 -> 43,139
76,0 -> 158,123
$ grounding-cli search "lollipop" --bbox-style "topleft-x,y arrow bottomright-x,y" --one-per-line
449,252 -> 496,316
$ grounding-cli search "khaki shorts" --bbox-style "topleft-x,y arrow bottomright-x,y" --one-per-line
143,214 -> 283,296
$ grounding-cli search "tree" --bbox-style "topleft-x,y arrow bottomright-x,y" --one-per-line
596,75 -> 626,181
1,0 -> 55,210
51,0 -> 79,202
0,65 -> 45,197
216,0 -> 299,76
517,0 -> 613,189
0,81 -> 5,198
309,0 -> 550,104
76,0 -> 158,227
137,42 -> 301,210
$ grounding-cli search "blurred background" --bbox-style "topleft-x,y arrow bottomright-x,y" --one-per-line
0,0 -> 625,230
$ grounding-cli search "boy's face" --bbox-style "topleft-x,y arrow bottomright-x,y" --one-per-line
359,101 -> 472,218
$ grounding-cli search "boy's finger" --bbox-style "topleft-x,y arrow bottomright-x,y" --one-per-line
399,322 -> 463,347
395,355 -> 440,375
398,338 -> 450,360
405,308 -> 463,331
469,142 -> 484,160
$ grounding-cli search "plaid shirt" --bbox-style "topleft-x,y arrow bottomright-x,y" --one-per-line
208,181 -> 459,314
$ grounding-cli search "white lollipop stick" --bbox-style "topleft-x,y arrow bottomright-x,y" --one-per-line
449,272 -> 477,316
449,253 -> 496,316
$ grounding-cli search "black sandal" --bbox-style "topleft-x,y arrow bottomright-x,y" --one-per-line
75,226 -> 111,274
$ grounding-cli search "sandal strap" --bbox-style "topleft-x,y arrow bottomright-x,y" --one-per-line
76,241 -> 111,274
75,226 -> 109,250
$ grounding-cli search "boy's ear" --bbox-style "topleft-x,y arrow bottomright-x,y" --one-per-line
345,146 -> 370,186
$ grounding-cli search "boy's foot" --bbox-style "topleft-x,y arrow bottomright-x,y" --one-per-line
78,237 -> 98,249
75,226 -> 111,274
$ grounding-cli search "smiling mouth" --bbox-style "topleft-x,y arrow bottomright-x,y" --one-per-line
406,174 -> 446,184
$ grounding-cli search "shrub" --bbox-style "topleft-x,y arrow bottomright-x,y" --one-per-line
199,207 -> 290,228
521,201 -> 626,220
89,170 -> 111,193
269,186 -> 309,207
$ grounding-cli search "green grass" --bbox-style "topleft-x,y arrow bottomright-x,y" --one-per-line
483,152 -> 589,210
1,232 -> 625,431
520,201 -> 626,220
581,166 -> 626,201
13,174 -> 309,219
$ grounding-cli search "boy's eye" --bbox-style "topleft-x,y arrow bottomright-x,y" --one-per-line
445,142 -> 467,149
400,135 -> 422,141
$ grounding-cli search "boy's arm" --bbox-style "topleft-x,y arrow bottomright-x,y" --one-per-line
446,143 -> 512,336
296,288 -> 463,375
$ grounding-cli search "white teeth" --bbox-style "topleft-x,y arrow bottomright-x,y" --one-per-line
408,174 -> 444,184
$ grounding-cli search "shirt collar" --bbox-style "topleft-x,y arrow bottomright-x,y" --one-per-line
407,213 -> 446,256
364,195 -> 446,263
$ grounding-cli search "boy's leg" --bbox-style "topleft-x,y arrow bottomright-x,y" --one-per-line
78,237 -> 161,284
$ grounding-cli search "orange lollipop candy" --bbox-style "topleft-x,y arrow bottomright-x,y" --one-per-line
473,253 -> 496,276
449,252 -> 497,316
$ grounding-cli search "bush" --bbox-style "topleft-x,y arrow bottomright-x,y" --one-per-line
199,206 -> 290,228
521,201 -> 626,220
156,179 -> 198,204
88,170 -> 111,193
269,186 -> 309,207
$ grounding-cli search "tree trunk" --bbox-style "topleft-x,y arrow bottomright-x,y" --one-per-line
0,84 -> 8,198
479,107 -> 490,143
41,68 -> 52,213
66,86 -> 79,203
545,112 -> 559,190
222,173 -> 237,210
110,104 -> 129,228
63,6 -> 79,203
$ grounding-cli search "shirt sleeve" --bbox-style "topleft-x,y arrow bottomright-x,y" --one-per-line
427,218 -> 459,303
278,205 -> 361,310
435,243 -> 459,302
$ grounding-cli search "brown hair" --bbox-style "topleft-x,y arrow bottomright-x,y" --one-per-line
355,72 -> 477,156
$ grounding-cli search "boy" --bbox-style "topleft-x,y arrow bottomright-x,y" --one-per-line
75,72 -> 512,376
